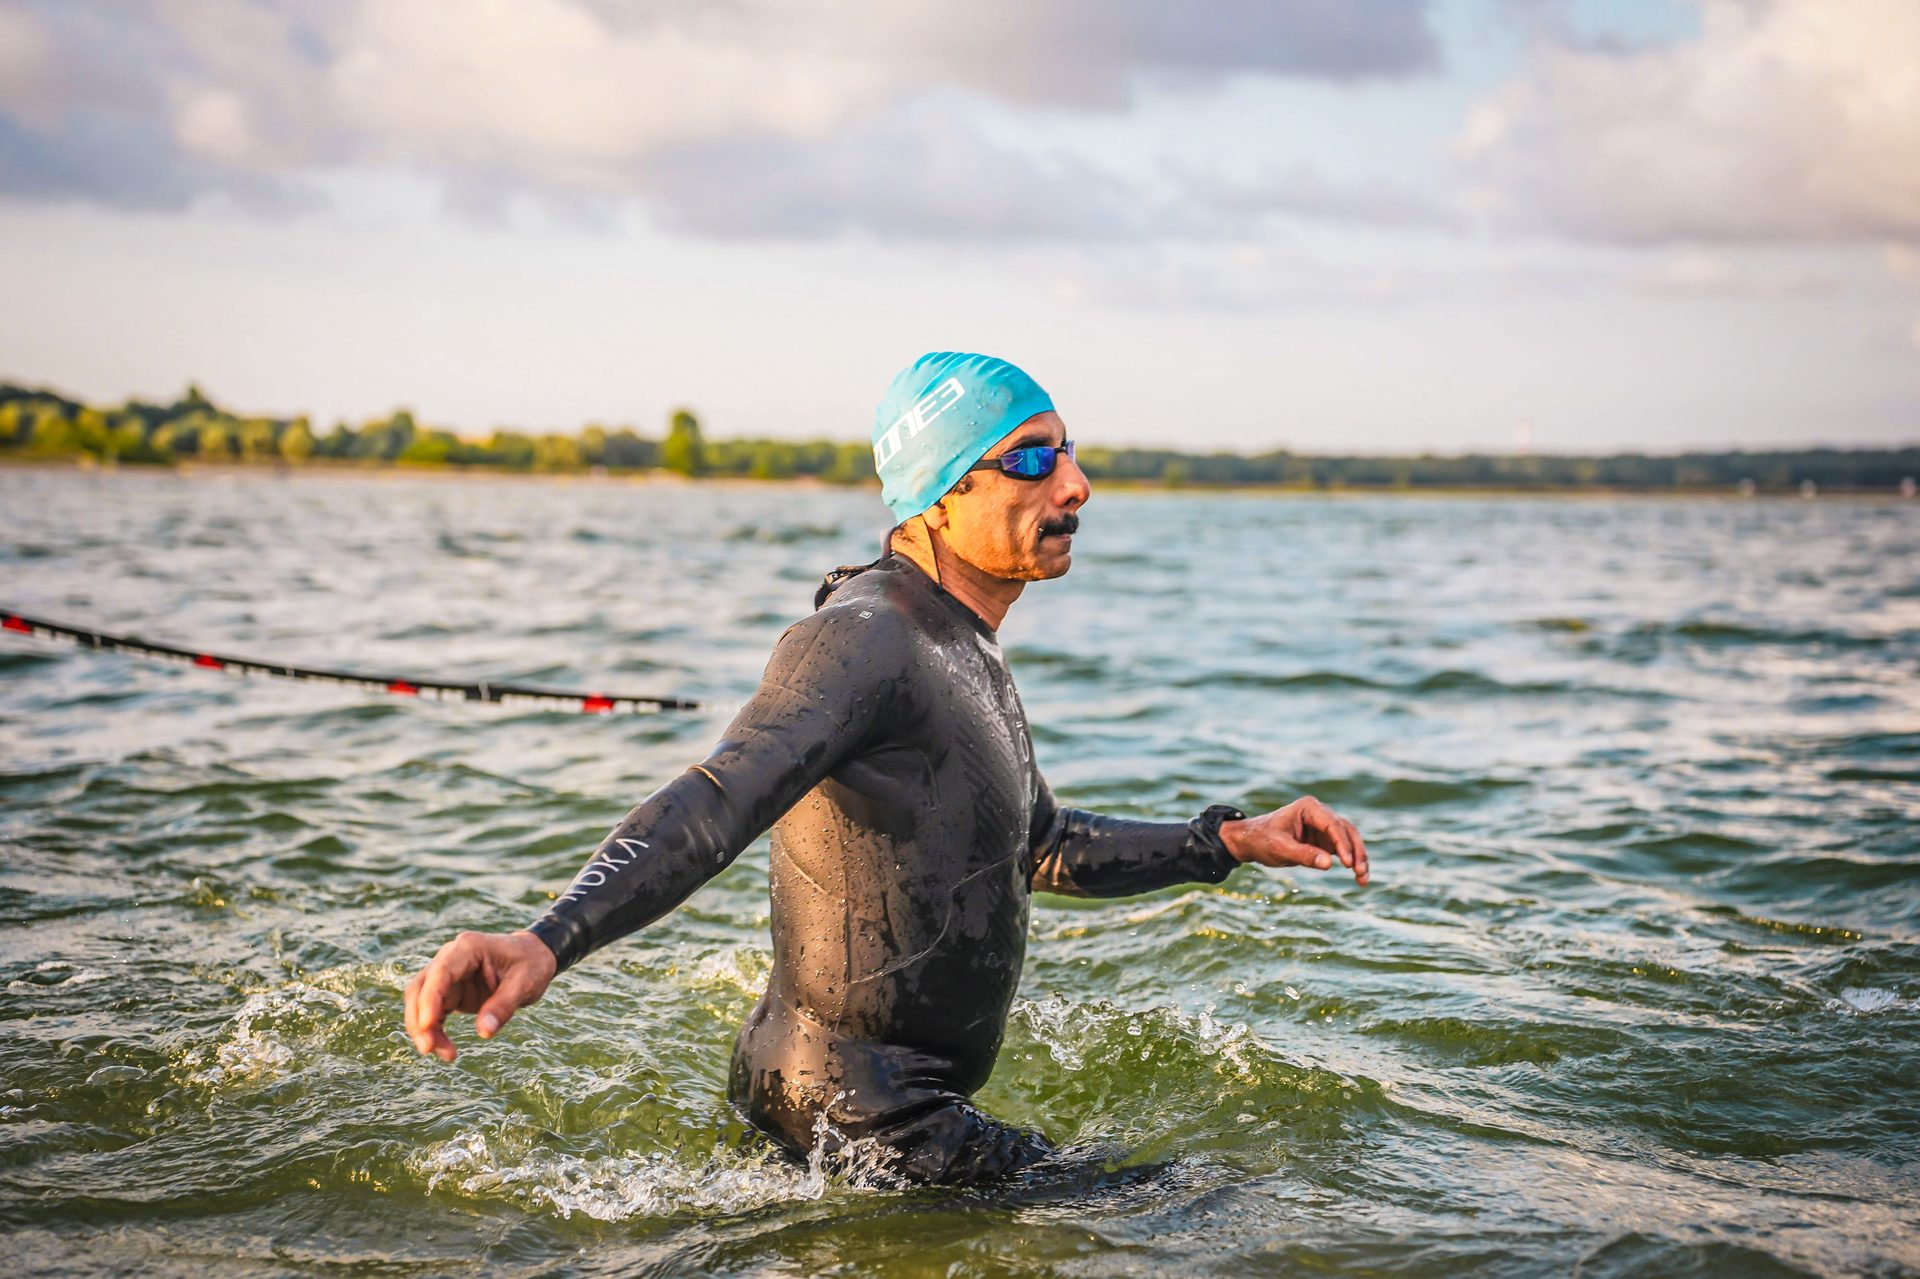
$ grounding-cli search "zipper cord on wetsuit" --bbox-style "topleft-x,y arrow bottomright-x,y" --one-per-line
814,539 -> 895,610
923,516 -> 945,592
816,517 -> 942,611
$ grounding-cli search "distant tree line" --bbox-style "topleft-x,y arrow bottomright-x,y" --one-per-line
0,383 -> 875,483
2,381 -> 1915,493
1072,443 -> 1920,493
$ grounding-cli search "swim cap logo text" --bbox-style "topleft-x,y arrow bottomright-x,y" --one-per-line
873,378 -> 965,469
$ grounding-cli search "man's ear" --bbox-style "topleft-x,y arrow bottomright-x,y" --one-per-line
921,503 -> 950,533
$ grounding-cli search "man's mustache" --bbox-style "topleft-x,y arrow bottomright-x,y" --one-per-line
1039,513 -> 1081,538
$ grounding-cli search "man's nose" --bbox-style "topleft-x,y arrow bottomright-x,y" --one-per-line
1053,451 -> 1091,509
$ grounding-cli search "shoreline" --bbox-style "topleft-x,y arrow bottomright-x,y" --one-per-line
4,455 -> 1913,500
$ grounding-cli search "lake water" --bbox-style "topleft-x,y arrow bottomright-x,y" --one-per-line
2,467 -> 1916,1277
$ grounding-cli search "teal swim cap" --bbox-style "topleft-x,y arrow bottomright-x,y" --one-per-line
872,352 -> 1054,523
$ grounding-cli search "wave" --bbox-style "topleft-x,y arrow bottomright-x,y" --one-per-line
1621,830 -> 1769,873
0,649 -> 61,674
6,959 -> 113,990
1718,851 -> 1918,901
1358,1013 -> 1632,1067
722,522 -> 843,545
1281,773 -> 1526,809
412,1099 -> 942,1221
1826,765 -> 1920,783
1005,647 -> 1112,681
1645,619 -> 1893,649
1694,905 -> 1866,944
1830,987 -> 1912,1015
1164,667 -> 1666,700
181,984 -> 355,1087
1411,669 -> 1593,697
177,967 -> 403,1090
1014,993 -> 1277,1082
1173,670 -> 1387,691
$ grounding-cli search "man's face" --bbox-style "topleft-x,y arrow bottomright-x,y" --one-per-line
931,410 -> 1091,582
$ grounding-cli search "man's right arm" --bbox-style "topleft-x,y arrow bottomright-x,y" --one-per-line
532,603 -> 900,970
522,762 -> 763,974
403,601 -> 901,1058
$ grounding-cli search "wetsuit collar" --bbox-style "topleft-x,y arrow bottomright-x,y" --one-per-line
882,551 -> 999,640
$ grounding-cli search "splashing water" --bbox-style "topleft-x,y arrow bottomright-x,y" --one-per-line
183,985 -> 354,1086
412,1102 -> 924,1222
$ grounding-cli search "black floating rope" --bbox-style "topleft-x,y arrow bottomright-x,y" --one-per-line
0,608 -> 700,713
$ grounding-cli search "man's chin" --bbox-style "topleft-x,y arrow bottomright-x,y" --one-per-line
1031,534 -> 1074,579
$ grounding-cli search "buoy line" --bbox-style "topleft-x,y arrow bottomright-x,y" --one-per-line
0,607 -> 701,713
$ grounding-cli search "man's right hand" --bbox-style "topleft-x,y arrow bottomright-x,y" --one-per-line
402,930 -> 558,1062
1220,795 -> 1370,887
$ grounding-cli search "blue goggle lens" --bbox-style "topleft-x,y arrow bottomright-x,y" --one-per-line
1000,440 -> 1074,478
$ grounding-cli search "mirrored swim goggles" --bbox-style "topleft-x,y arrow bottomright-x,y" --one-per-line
967,440 -> 1076,480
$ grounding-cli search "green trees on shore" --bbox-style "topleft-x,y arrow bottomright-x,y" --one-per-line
2,380 -> 1915,493
0,382 -> 861,482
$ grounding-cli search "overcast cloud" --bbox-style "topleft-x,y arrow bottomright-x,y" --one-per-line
2,0 -> 1912,252
1460,0 -> 1920,243
0,0 -> 1436,236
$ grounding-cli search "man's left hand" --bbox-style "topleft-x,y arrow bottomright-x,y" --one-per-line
1221,797 -> 1369,886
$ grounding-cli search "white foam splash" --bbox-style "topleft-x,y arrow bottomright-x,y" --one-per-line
1834,986 -> 1907,1015
1190,1003 -> 1271,1079
412,1109 -> 904,1222
682,946 -> 772,997
7,960 -> 112,989
1021,993 -> 1088,1070
1015,993 -> 1272,1081
1119,890 -> 1206,926
183,984 -> 352,1086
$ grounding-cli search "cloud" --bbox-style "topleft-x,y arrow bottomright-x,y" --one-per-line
0,109 -> 199,209
1461,0 -> 1920,243
0,4 -> 59,121
0,0 -> 1436,238
1888,244 -> 1920,288
1053,243 -> 1397,311
638,99 -> 1164,241
1041,239 -> 1606,313
1180,163 -> 1464,231
1629,250 -> 1839,298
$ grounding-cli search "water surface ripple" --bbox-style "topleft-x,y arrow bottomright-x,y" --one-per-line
2,469 -> 1916,1277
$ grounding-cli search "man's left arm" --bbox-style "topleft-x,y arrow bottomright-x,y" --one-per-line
1027,772 -> 1369,898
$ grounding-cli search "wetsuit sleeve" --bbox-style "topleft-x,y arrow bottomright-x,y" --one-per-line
1027,770 -> 1242,898
525,605 -> 900,972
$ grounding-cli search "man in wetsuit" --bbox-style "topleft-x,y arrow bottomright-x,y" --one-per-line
403,352 -> 1370,1185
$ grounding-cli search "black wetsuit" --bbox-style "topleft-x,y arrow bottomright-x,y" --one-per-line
527,553 -> 1243,1184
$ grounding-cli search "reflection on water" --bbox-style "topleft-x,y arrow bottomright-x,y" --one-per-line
1,468 -> 1916,1277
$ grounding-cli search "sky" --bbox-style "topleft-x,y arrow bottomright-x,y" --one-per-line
0,0 -> 1915,455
